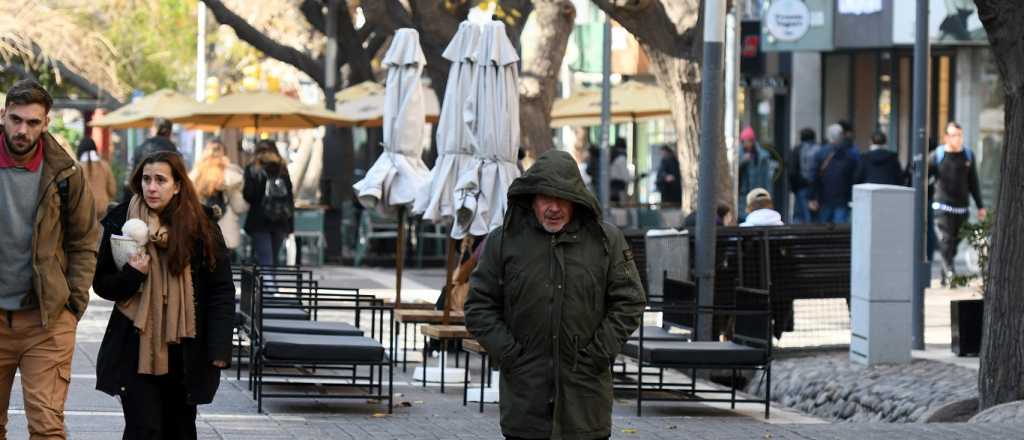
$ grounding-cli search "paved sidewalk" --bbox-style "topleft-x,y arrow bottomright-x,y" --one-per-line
2,266 -> 1020,439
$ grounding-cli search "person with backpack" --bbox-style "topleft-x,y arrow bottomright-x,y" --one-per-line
788,128 -> 821,223
0,79 -> 100,439
809,123 -> 860,224
929,121 -> 985,284
190,138 -> 248,257
243,140 -> 294,266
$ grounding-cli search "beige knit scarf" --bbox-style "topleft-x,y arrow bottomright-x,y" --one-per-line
117,196 -> 196,375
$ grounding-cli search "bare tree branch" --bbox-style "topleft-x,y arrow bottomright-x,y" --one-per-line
591,0 -> 700,59
300,0 -> 327,34
201,0 -> 326,87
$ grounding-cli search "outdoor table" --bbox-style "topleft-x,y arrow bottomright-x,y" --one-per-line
420,324 -> 472,393
461,338 -> 491,413
394,310 -> 465,371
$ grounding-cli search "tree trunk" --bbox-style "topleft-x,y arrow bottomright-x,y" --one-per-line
974,0 -> 1024,411
596,0 -> 733,212
518,0 -> 575,158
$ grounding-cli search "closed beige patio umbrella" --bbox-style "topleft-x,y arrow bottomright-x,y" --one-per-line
90,89 -> 200,129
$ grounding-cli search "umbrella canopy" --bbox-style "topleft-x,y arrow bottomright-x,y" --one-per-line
412,21 -> 481,225
335,81 -> 440,127
170,91 -> 354,130
90,89 -> 200,129
352,28 -> 430,210
549,80 -> 671,127
451,21 -> 521,239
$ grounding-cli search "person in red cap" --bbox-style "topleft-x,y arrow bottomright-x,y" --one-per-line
736,126 -> 777,217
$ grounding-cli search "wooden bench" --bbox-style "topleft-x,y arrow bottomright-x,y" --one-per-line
460,339 -> 492,412
394,310 -> 465,371
420,324 -> 473,393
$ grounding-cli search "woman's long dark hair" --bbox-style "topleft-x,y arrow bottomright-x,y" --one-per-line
130,151 -> 219,275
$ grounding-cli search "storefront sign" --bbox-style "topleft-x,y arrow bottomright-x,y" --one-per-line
765,0 -> 811,42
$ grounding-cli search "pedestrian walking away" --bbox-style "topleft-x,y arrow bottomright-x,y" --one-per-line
655,144 -> 682,206
93,151 -> 235,439
243,140 -> 294,266
855,131 -> 906,186
929,121 -> 985,284
787,128 -> 820,223
809,123 -> 859,224
0,79 -> 100,440
464,150 -> 646,440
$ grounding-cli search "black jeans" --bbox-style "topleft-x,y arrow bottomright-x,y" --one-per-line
119,346 -> 197,440
935,211 -> 968,273
506,438 -> 609,440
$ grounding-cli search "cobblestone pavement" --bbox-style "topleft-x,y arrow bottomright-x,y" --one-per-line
2,267 -> 1021,439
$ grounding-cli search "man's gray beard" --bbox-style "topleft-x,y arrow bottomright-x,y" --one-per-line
541,221 -> 564,234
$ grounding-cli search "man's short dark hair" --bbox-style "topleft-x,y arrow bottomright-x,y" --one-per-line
871,131 -> 887,145
154,118 -> 173,137
5,79 -> 53,113
799,128 -> 816,143
838,120 -> 852,135
946,121 -> 962,131
716,202 -> 732,218
660,144 -> 674,155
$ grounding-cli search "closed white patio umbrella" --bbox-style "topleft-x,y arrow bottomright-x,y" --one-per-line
352,28 -> 430,211
412,21 -> 481,226
452,21 -> 521,239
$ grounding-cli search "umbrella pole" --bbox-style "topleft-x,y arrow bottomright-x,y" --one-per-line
441,237 -> 457,326
395,206 -> 407,310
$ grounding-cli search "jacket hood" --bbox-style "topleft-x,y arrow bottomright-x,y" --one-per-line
507,150 -> 601,223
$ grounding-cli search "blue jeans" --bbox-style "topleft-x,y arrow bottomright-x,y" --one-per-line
250,231 -> 287,266
792,188 -> 814,224
819,204 -> 850,224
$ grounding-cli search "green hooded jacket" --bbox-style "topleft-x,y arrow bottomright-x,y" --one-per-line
465,150 -> 646,439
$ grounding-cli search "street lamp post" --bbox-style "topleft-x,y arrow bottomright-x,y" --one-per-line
911,0 -> 930,350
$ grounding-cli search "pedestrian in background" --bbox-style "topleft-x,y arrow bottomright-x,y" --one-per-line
78,137 -> 118,219
0,79 -> 100,439
929,121 -> 985,284
465,150 -> 645,440
93,151 -> 234,439
855,131 -> 905,186
190,138 -> 248,256
243,140 -> 294,266
787,128 -> 820,223
810,123 -> 860,224
737,126 -> 777,218
655,144 -> 682,206
609,138 -> 631,204
740,188 -> 784,227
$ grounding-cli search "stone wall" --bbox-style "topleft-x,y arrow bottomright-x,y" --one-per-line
745,352 -> 977,422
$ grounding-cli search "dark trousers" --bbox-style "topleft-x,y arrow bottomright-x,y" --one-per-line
119,347 -> 197,440
251,230 -> 288,266
935,211 -> 969,273
506,438 -> 609,440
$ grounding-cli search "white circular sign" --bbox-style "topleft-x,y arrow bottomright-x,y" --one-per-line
765,0 -> 811,42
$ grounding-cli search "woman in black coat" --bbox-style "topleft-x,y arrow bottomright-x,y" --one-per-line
242,139 -> 294,266
93,151 -> 234,439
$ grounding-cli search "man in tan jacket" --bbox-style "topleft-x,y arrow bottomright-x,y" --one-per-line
0,80 -> 100,439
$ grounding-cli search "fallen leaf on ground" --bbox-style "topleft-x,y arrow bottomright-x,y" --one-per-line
622,428 -> 637,434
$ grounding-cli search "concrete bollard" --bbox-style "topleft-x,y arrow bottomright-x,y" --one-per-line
850,183 -> 914,365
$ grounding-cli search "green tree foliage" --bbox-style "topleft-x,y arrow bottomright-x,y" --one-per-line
92,0 -> 197,93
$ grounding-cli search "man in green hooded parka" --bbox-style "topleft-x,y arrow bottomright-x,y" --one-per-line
465,150 -> 646,440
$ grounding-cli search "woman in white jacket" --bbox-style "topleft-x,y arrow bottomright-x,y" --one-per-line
189,138 -> 248,254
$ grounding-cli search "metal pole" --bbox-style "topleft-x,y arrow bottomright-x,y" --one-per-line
194,2 -> 207,165
911,0 -> 930,350
695,1 -> 726,342
598,16 -> 612,215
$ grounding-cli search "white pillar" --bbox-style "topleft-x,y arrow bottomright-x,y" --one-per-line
850,183 -> 915,365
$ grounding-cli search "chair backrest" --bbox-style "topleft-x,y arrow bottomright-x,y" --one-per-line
733,287 -> 772,350
662,272 -> 696,330
239,265 -> 257,325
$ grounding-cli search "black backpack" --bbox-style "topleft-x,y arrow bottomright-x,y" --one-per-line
203,190 -> 227,220
262,172 -> 292,223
